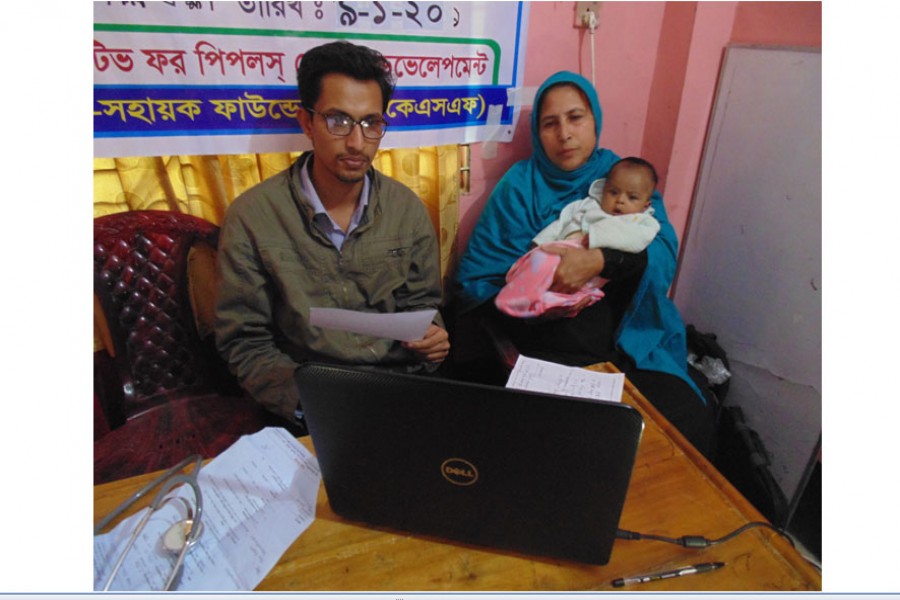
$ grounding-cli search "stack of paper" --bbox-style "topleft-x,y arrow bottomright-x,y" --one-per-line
94,427 -> 321,591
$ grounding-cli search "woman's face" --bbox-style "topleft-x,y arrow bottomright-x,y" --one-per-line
537,84 -> 597,171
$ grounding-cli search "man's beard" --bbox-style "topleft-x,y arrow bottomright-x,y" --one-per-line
335,154 -> 370,184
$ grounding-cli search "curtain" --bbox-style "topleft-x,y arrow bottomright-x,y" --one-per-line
93,148 -> 460,350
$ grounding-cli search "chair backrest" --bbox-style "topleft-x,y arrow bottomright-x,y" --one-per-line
94,210 -> 235,418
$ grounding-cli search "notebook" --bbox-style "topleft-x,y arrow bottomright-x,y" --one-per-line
295,362 -> 644,565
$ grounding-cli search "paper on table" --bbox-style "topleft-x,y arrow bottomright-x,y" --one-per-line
93,427 -> 321,591
309,307 -> 436,342
506,355 -> 624,403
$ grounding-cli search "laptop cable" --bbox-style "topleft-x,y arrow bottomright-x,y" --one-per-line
616,522 -> 821,571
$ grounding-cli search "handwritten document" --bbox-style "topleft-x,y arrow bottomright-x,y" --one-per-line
94,427 -> 321,591
506,355 -> 624,403
309,307 -> 436,342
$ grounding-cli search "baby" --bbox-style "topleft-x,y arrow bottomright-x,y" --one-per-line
495,157 -> 660,318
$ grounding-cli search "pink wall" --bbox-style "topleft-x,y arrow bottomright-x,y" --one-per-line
659,2 -> 738,239
731,1 -> 822,47
460,1 -> 821,257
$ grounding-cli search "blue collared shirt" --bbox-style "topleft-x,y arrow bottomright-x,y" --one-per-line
299,159 -> 370,251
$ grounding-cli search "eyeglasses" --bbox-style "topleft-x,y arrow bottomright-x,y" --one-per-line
305,108 -> 388,140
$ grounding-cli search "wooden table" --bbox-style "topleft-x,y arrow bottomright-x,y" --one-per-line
94,364 -> 821,591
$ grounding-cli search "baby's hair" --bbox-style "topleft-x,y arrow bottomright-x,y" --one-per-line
611,156 -> 659,188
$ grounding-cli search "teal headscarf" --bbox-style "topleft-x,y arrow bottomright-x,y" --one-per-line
529,71 -> 615,202
455,70 -> 703,401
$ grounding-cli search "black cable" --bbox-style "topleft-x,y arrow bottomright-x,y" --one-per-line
616,521 -> 795,550
616,521 -> 823,572
616,521 -> 822,573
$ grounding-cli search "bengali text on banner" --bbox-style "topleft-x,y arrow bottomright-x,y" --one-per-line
93,1 -> 530,157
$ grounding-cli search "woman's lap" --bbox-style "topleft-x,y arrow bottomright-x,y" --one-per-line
491,300 -> 624,366
485,303 -> 718,459
622,368 -> 718,460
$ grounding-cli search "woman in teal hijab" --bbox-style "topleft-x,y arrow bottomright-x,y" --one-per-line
455,71 -> 716,457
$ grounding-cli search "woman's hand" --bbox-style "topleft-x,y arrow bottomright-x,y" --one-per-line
402,323 -> 450,364
542,245 -> 605,294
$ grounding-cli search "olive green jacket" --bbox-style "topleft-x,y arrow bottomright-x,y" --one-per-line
215,153 -> 444,421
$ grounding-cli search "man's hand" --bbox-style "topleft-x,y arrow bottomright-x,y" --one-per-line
540,245 -> 605,294
402,323 -> 450,364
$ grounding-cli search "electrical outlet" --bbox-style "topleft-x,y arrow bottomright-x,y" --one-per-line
574,1 -> 601,28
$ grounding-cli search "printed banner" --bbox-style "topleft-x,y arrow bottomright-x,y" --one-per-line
93,1 -> 530,157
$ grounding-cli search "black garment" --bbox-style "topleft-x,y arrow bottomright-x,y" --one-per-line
491,296 -> 625,366
624,368 -> 718,459
481,249 -> 717,459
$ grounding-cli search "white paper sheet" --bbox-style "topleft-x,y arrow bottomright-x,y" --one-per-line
506,355 -> 624,403
94,427 -> 321,591
309,307 -> 436,342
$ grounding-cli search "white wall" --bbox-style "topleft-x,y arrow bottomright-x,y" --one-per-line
673,46 -> 822,501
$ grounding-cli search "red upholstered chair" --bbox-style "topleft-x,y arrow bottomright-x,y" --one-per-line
93,210 -> 290,484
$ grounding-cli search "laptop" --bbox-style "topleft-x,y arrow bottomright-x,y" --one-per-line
295,362 -> 644,565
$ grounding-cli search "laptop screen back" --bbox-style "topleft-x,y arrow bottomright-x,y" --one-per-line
295,362 -> 643,564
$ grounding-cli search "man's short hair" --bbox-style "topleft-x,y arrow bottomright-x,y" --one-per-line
297,41 -> 396,112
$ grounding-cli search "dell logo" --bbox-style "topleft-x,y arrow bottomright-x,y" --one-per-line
441,458 -> 479,486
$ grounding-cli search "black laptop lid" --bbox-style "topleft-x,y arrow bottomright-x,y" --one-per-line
296,362 -> 643,565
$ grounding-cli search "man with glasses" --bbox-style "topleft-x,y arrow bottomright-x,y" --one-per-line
215,41 -> 450,426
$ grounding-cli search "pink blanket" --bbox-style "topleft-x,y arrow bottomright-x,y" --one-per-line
494,240 -> 608,318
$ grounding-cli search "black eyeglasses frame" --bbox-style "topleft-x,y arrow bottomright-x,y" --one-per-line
304,107 -> 389,140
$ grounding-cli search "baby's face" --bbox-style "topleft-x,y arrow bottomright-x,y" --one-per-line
600,165 -> 654,215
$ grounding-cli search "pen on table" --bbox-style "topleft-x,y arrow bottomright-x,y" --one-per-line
612,562 -> 725,587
